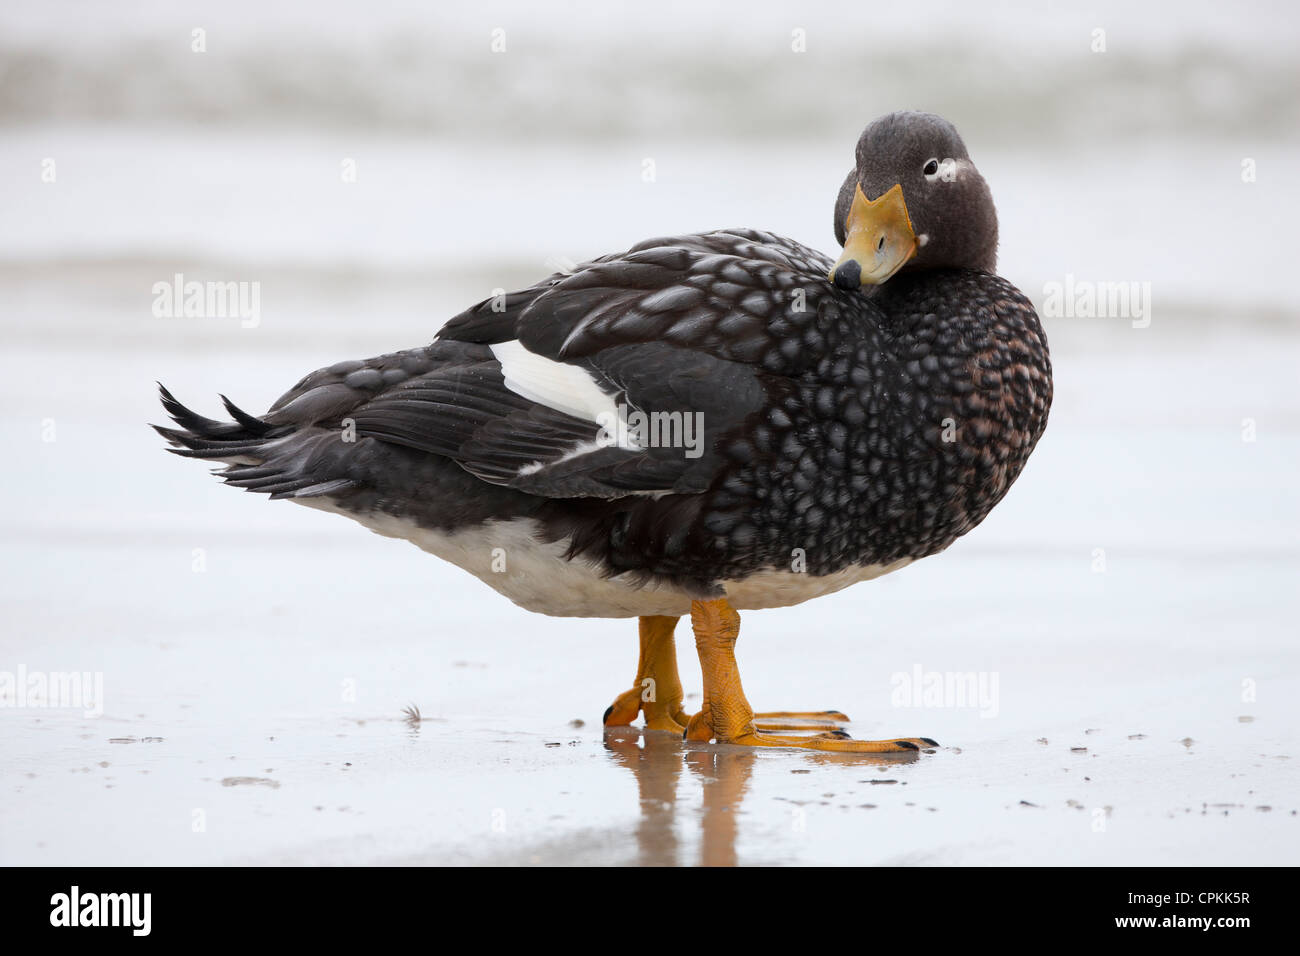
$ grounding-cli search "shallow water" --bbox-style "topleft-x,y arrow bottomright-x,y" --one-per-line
2,302 -> 1297,864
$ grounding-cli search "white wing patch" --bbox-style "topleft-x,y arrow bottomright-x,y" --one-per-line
490,340 -> 614,422
489,340 -> 640,464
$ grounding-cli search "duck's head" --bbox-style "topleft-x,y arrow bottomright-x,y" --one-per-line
830,111 -> 998,289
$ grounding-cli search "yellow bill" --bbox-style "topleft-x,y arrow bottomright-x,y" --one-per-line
830,183 -> 918,288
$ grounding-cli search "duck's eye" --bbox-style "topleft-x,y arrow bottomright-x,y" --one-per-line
923,158 -> 940,177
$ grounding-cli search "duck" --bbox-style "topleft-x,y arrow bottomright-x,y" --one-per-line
155,110 -> 1052,753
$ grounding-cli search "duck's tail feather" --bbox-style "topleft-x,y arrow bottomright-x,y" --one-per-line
153,384 -> 358,500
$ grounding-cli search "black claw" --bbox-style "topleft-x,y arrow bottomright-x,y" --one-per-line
920,737 -> 939,747
602,705 -> 614,726
896,740 -> 920,751
829,730 -> 852,739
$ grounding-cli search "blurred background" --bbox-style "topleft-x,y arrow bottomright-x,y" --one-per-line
2,1 -> 1297,865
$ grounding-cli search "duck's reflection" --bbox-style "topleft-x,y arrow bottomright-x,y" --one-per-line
683,744 -> 757,866
602,728 -> 685,866
603,727 -> 916,866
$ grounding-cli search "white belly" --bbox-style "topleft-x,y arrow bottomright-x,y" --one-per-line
300,504 -> 910,618
722,557 -> 912,611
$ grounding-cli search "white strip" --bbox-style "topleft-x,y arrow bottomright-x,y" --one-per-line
490,340 -> 639,452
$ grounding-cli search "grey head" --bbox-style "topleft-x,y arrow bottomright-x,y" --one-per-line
830,111 -> 999,289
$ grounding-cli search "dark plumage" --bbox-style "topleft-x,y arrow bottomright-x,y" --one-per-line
156,110 -> 1052,623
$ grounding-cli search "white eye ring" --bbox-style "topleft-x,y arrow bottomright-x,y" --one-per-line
922,158 -> 941,179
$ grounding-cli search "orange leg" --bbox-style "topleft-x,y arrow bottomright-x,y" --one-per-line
603,615 -> 693,733
602,616 -> 857,734
682,598 -> 938,753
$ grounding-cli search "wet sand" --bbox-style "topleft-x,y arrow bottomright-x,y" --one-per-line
2,297 -> 1297,864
